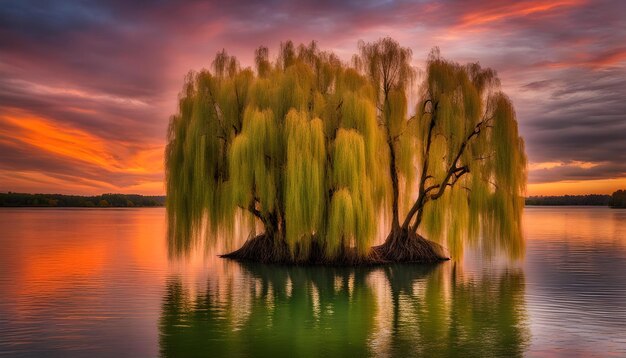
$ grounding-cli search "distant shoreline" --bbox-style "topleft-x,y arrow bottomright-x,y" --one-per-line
1,192 -> 621,208
525,194 -> 610,206
0,193 -> 165,207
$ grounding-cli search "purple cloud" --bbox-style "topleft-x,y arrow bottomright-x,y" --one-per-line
0,0 -> 624,194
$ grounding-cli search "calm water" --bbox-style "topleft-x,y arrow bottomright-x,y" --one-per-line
0,207 -> 624,357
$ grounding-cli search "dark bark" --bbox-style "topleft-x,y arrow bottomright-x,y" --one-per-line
388,137 -> 401,231
373,227 -> 448,263
401,100 -> 438,230
383,93 -> 401,231
220,233 -> 292,264
221,229 -> 448,265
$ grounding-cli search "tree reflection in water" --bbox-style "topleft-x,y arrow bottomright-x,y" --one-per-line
159,262 -> 529,357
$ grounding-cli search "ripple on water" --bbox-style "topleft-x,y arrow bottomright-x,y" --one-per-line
0,207 -> 625,356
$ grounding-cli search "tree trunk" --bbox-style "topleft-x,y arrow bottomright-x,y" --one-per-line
388,138 -> 401,231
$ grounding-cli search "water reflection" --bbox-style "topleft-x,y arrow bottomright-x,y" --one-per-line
159,261 -> 529,357
160,263 -> 378,357
3,207 -> 623,356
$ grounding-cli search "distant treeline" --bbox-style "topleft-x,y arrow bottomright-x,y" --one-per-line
609,190 -> 626,208
525,194 -> 613,206
1,191 -> 624,208
0,193 -> 165,207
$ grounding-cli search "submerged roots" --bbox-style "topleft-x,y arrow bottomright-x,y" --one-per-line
221,228 -> 448,266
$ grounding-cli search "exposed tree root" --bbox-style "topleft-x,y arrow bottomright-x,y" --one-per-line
372,227 -> 449,263
220,234 -> 292,264
221,228 -> 448,266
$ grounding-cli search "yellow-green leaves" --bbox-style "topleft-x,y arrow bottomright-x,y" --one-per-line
165,40 -> 527,261
418,57 -> 527,259
326,189 -> 356,257
166,41 -> 392,259
327,130 -> 376,257
230,107 -> 279,214
284,110 -> 326,250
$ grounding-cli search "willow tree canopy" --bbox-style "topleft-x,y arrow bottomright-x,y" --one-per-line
165,38 -> 527,263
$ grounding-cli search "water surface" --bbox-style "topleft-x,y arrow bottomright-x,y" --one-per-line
0,207 -> 624,357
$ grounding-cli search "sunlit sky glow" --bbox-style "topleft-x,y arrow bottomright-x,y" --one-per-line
0,0 -> 624,196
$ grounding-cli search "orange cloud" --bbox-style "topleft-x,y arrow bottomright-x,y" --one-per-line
528,177 -> 626,196
538,48 -> 626,69
0,169 -> 119,193
1,113 -> 121,171
529,160 -> 601,171
457,0 -> 585,29
0,109 -> 164,194
0,110 -> 163,173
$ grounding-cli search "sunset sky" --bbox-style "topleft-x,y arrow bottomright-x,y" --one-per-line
0,0 -> 624,196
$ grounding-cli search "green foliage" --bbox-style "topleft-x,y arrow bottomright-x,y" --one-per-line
284,110 -> 326,252
325,130 -> 376,257
417,53 -> 527,259
357,37 -> 417,224
165,39 -> 528,261
165,41 -> 389,259
340,92 -> 389,207
165,70 -> 231,244
229,107 -> 279,214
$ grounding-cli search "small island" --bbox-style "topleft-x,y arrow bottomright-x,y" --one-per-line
165,38 -> 527,265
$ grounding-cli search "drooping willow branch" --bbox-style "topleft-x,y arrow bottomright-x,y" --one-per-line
166,38 -> 527,261
403,109 -> 494,233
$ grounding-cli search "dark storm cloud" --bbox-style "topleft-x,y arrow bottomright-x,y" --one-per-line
518,66 -> 626,183
0,0 -> 624,193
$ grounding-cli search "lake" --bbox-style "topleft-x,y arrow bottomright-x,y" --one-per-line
0,207 -> 624,357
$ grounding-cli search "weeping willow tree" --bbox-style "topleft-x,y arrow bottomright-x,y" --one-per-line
370,44 -> 527,261
166,41 -> 388,263
355,37 -> 416,233
165,38 -> 527,264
